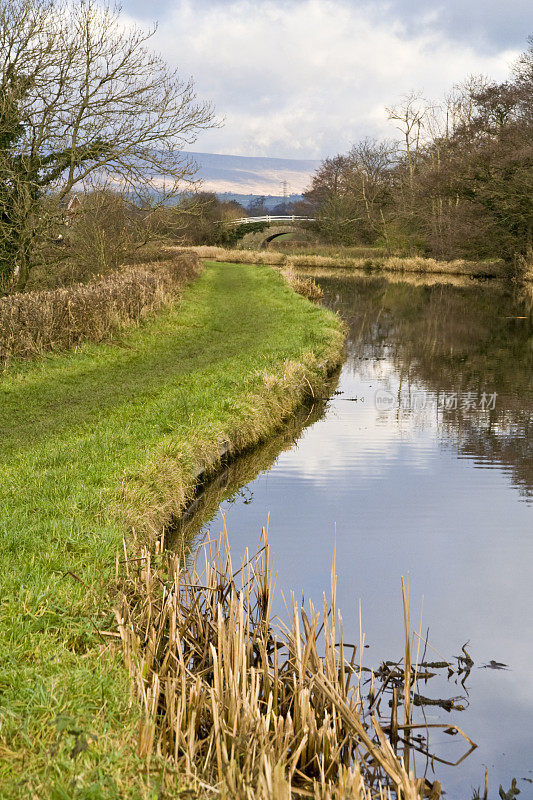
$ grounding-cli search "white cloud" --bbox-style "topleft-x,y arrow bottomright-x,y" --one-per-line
270,359 -> 437,483
125,0 -> 519,158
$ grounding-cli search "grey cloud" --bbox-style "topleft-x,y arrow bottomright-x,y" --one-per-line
375,0 -> 531,51
121,0 -> 531,50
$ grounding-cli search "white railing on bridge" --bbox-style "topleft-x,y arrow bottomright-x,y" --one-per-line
227,215 -> 315,225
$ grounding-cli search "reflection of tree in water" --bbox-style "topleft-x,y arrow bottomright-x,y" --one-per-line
440,414 -> 532,503
318,273 -> 533,501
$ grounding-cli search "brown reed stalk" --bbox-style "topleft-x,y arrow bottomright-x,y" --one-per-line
116,530 -> 429,799
401,577 -> 412,775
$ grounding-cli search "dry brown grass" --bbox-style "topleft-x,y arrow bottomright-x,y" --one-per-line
175,246 -> 507,278
272,243 -> 385,260
0,253 -> 201,364
377,255 -> 504,277
115,528 -> 465,799
178,246 -> 287,266
282,266 -> 324,302
516,249 -> 533,282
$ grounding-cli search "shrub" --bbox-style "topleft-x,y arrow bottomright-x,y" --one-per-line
66,190 -> 147,278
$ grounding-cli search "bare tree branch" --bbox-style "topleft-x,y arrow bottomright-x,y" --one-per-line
0,0 -> 216,292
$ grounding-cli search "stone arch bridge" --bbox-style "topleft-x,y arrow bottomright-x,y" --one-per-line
228,215 -> 315,248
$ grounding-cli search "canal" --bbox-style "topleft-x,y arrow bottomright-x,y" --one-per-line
176,270 -> 533,797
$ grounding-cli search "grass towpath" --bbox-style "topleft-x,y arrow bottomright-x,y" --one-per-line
0,260 -> 343,798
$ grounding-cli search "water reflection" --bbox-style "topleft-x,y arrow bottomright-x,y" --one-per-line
169,399 -> 334,547
319,272 -> 532,502
178,271 -> 533,797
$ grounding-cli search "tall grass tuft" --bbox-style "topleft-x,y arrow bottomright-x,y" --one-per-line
0,254 -> 200,364
282,265 -> 324,301
116,528 -> 449,799
516,248 -> 533,283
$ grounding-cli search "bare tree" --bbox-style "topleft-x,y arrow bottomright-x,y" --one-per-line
385,91 -> 430,188
0,0 -> 215,292
444,75 -> 489,136
344,138 -> 395,238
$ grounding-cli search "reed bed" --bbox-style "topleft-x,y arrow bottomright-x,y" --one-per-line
175,246 -> 506,278
182,246 -> 287,266
516,249 -> 533,282
282,266 -> 324,302
115,528 -> 470,799
273,244 -> 386,260
0,253 -> 200,364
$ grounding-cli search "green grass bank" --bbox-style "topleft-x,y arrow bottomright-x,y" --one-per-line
0,261 -> 344,798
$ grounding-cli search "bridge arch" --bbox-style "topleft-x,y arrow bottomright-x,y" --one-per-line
261,226 -> 298,247
238,224 -> 313,250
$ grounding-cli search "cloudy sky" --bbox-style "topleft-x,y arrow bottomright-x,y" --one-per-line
121,0 -> 530,159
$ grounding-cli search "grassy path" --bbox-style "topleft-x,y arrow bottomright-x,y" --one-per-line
0,261 -> 343,798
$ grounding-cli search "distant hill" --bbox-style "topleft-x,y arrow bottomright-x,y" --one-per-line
185,152 -> 320,196
215,192 -> 305,210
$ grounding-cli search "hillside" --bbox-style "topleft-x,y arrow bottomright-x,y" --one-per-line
185,151 -> 320,196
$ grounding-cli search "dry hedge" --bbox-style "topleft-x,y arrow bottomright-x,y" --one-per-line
0,253 -> 201,364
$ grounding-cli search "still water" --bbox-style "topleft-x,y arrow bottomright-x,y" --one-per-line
179,271 -> 533,797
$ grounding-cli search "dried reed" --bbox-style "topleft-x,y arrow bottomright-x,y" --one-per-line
0,254 -> 201,364
115,527 -> 455,799
174,246 -> 506,278
282,266 -> 324,302
515,249 -> 533,282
